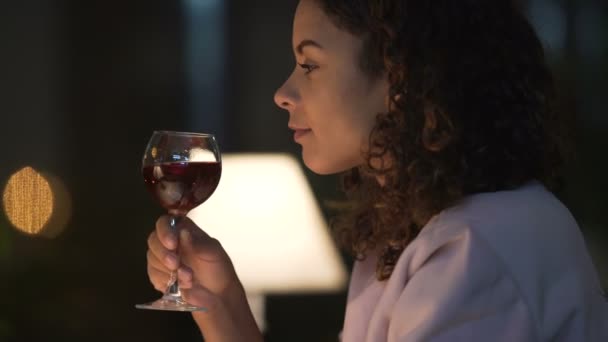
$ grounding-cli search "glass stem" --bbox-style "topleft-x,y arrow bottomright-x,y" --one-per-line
166,214 -> 183,297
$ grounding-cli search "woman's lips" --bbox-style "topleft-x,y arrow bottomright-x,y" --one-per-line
293,129 -> 312,142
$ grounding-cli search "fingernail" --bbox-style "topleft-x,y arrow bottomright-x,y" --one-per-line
180,229 -> 191,243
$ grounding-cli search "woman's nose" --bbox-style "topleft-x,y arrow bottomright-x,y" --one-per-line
274,75 -> 297,111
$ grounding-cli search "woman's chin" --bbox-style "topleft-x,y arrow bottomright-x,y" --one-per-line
302,152 -> 359,175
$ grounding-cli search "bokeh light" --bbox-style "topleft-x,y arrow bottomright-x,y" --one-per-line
2,166 -> 71,237
3,167 -> 53,235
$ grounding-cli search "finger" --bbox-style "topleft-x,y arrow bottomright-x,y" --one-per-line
179,226 -> 224,263
155,215 -> 178,250
179,216 -> 213,240
147,263 -> 173,293
147,249 -> 172,272
147,231 -> 179,271
177,266 -> 194,289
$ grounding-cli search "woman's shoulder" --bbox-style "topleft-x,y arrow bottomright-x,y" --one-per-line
412,180 -> 596,292
416,181 -> 573,249
428,180 -> 585,274
392,180 -> 608,340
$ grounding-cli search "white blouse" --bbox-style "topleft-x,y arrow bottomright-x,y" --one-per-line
341,181 -> 608,341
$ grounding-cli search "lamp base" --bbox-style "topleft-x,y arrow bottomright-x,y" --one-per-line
246,292 -> 266,333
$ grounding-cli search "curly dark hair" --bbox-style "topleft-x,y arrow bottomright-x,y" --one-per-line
315,0 -> 570,280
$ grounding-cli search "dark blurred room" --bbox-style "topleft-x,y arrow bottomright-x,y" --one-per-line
0,0 -> 606,341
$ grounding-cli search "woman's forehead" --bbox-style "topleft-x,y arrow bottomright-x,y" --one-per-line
293,1 -> 335,44
292,0 -> 359,55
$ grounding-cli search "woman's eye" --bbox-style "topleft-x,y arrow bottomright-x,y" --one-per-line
298,63 -> 318,75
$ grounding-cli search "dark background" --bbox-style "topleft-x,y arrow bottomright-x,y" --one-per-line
0,0 -> 606,341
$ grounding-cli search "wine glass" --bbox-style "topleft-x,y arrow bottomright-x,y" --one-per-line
136,130 -> 222,312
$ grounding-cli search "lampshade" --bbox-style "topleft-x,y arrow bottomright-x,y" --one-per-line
187,153 -> 348,294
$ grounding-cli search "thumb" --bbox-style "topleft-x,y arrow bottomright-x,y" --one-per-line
178,228 -> 201,267
179,228 -> 195,253
179,224 -> 225,262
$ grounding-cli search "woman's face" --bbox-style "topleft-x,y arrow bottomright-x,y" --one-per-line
274,0 -> 389,175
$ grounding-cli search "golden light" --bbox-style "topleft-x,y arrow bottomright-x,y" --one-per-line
2,166 -> 71,237
3,167 -> 53,234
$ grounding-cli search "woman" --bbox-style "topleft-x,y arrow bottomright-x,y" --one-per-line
145,0 -> 608,341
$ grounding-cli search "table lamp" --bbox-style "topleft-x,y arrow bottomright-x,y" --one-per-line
187,153 -> 348,331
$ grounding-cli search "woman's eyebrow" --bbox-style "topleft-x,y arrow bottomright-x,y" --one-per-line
295,39 -> 324,55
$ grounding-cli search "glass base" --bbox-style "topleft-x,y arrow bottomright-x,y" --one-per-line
136,294 -> 207,312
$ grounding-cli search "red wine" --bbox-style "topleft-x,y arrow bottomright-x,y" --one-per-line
142,161 -> 221,213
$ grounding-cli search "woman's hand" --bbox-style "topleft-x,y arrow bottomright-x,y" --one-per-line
146,215 -> 263,342
147,215 -> 236,299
